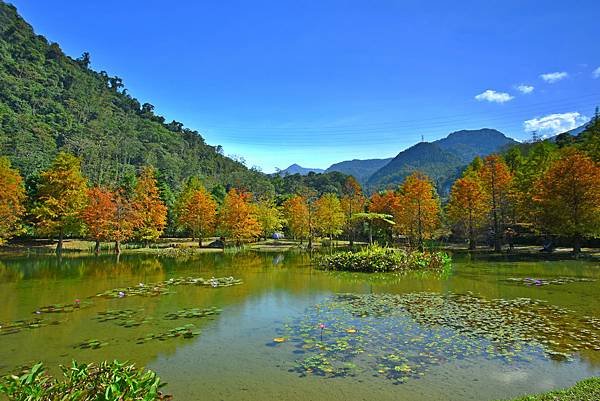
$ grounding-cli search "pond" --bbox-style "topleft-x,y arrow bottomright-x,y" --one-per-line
0,251 -> 599,400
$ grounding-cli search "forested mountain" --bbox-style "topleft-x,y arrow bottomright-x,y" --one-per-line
435,129 -> 517,162
325,157 -> 393,186
277,164 -> 324,176
271,171 -> 350,198
367,129 -> 517,193
367,142 -> 464,192
0,1 -> 272,198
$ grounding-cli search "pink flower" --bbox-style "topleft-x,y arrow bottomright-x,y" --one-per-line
319,323 -> 325,329
74,299 -> 80,303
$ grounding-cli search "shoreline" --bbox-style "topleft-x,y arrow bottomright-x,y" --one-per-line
1,238 -> 599,261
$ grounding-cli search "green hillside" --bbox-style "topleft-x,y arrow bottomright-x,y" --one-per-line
0,1 -> 272,196
367,142 -> 464,192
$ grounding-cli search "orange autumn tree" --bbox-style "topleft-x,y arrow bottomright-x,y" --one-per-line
219,188 -> 261,245
532,149 -> 600,254
176,185 -> 217,247
282,195 -> 309,243
131,166 -> 167,246
0,157 -> 26,244
341,176 -> 366,246
478,154 -> 513,252
112,189 -> 138,254
32,152 -> 88,254
368,190 -> 400,243
394,172 -> 441,250
447,175 -> 489,250
81,187 -> 117,254
314,193 -> 346,241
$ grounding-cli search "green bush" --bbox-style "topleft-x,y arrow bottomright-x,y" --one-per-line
499,377 -> 600,401
0,360 -> 171,401
314,245 -> 451,273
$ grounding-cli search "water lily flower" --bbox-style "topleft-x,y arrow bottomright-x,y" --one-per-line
319,323 -> 325,329
118,291 -> 125,298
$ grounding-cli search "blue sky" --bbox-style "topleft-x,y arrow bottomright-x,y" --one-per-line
11,0 -> 600,172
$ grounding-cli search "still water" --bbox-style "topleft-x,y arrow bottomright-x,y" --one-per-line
0,251 -> 598,400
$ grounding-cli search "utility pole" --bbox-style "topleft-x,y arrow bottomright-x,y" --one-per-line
531,130 -> 539,143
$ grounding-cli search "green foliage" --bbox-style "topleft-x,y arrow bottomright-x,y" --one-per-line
498,377 -> 600,401
314,245 -> 451,273
0,2 -> 272,199
272,171 -> 350,197
0,360 -> 171,400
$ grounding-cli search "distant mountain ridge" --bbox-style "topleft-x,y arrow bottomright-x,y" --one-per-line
325,158 -> 393,185
276,164 -> 324,176
367,128 -> 517,193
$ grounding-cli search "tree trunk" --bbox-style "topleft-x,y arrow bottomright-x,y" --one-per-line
573,234 -> 582,256
94,240 -> 100,255
369,223 -> 373,245
115,240 -> 122,255
468,210 -> 475,250
198,237 -> 203,248
56,230 -> 64,255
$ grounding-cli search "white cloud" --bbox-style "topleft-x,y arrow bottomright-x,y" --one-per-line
593,67 -> 600,79
474,90 -> 514,103
540,71 -> 568,83
524,112 -> 588,136
517,84 -> 534,94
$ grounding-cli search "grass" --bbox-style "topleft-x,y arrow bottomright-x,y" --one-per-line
500,377 -> 600,401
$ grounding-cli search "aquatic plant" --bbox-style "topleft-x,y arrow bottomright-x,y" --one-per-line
504,277 -> 596,286
136,324 -> 201,344
274,292 -> 600,383
95,276 -> 242,298
0,318 -> 54,336
314,245 -> 451,273
75,339 -> 109,350
96,309 -> 153,328
0,360 -> 171,400
33,300 -> 93,315
164,307 -> 221,320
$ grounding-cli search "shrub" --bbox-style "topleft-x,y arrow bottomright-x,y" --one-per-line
314,245 -> 451,273
0,360 -> 172,401
499,376 -> 600,401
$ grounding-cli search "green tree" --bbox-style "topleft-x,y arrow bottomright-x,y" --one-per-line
32,152 -> 88,254
255,199 -> 284,240
314,193 -> 346,241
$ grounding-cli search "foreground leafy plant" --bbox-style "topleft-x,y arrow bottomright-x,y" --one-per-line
0,360 -> 172,400
314,245 -> 451,273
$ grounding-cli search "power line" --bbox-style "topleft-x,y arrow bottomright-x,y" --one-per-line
195,93 -> 600,135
